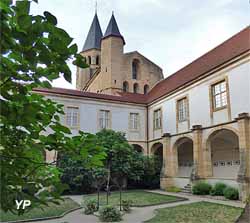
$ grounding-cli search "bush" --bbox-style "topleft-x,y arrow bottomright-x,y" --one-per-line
122,199 -> 133,212
166,186 -> 181,193
223,186 -> 239,200
210,182 -> 227,196
192,181 -> 212,195
83,199 -> 98,215
99,205 -> 122,222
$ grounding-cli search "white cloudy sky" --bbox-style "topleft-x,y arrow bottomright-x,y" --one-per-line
31,0 -> 250,89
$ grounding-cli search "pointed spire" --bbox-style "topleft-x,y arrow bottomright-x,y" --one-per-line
82,13 -> 103,51
103,13 -> 125,44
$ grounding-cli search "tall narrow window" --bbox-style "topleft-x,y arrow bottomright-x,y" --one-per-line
96,55 -> 99,65
132,60 -> 138,79
129,113 -> 139,130
88,56 -> 91,65
177,97 -> 188,122
153,109 -> 162,129
66,107 -> 79,127
133,83 -> 139,93
123,81 -> 129,92
99,110 -> 110,129
212,80 -> 227,110
144,85 -> 149,94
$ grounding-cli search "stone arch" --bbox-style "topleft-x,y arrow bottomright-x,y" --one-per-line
132,144 -> 143,153
133,83 -> 139,93
206,128 -> 240,179
144,84 -> 149,94
173,137 -> 194,177
123,81 -> 129,92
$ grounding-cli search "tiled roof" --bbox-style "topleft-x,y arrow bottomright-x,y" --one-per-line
102,14 -> 125,44
35,26 -> 250,105
82,13 -> 103,51
147,26 -> 250,103
34,87 -> 147,105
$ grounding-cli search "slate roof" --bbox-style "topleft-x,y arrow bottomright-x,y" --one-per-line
82,13 -> 103,51
103,14 -> 125,44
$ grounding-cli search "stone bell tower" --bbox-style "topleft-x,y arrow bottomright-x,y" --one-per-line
76,13 -> 103,90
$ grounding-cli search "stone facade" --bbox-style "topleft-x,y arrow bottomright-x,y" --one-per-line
76,14 -> 163,95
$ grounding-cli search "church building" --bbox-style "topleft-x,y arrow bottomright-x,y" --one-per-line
35,13 -> 250,201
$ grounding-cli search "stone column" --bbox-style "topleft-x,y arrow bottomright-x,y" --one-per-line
191,125 -> 203,181
160,133 -> 174,189
236,113 -> 250,201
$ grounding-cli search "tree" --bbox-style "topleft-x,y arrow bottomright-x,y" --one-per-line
0,0 -> 105,213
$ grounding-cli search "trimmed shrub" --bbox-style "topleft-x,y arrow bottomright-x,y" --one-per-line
83,199 -> 98,215
223,186 -> 239,200
210,182 -> 227,196
192,181 -> 212,195
166,186 -> 181,193
99,205 -> 122,222
122,199 -> 133,212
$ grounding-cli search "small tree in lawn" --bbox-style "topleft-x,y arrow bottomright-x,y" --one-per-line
0,0 -> 105,214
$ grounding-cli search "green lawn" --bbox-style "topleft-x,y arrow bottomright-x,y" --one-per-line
0,198 -> 80,222
145,201 -> 243,223
84,190 -> 184,207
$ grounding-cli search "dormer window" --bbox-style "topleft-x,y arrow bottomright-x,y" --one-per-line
96,55 -> 99,65
88,56 -> 91,65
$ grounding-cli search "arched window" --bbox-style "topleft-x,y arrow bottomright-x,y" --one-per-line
132,60 -> 139,79
144,85 -> 149,94
133,83 -> 139,93
123,81 -> 129,92
88,56 -> 91,65
96,55 -> 99,65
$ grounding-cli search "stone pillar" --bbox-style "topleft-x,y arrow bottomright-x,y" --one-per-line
236,113 -> 250,201
160,133 -> 174,189
191,125 -> 203,181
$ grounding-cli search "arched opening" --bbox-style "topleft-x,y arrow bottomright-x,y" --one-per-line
132,144 -> 143,153
96,55 -> 99,65
144,85 -> 149,94
174,137 -> 193,177
88,56 -> 91,65
133,83 -> 139,93
123,81 -> 129,92
208,129 -> 239,179
132,59 -> 139,80
151,142 -> 163,188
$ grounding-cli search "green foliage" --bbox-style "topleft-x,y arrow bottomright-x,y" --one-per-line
99,205 -> 122,222
166,186 -> 181,193
223,187 -> 239,200
122,199 -> 133,212
83,199 -> 98,215
0,0 -> 104,213
192,181 -> 212,195
210,182 -> 227,196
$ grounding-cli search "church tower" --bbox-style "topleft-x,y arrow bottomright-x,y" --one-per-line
76,13 -> 103,90
100,13 -> 125,94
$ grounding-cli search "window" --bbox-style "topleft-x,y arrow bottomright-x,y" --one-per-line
66,107 -> 79,127
133,83 -> 139,93
132,60 -> 138,79
144,85 -> 149,94
99,110 -> 110,129
153,109 -> 162,129
212,81 -> 227,109
96,55 -> 99,65
177,97 -> 188,122
130,113 -> 139,130
88,56 -> 91,65
123,81 -> 129,92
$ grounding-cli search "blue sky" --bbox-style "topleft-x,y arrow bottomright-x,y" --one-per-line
31,0 -> 250,89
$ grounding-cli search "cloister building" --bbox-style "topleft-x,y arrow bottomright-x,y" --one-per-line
35,14 -> 250,201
